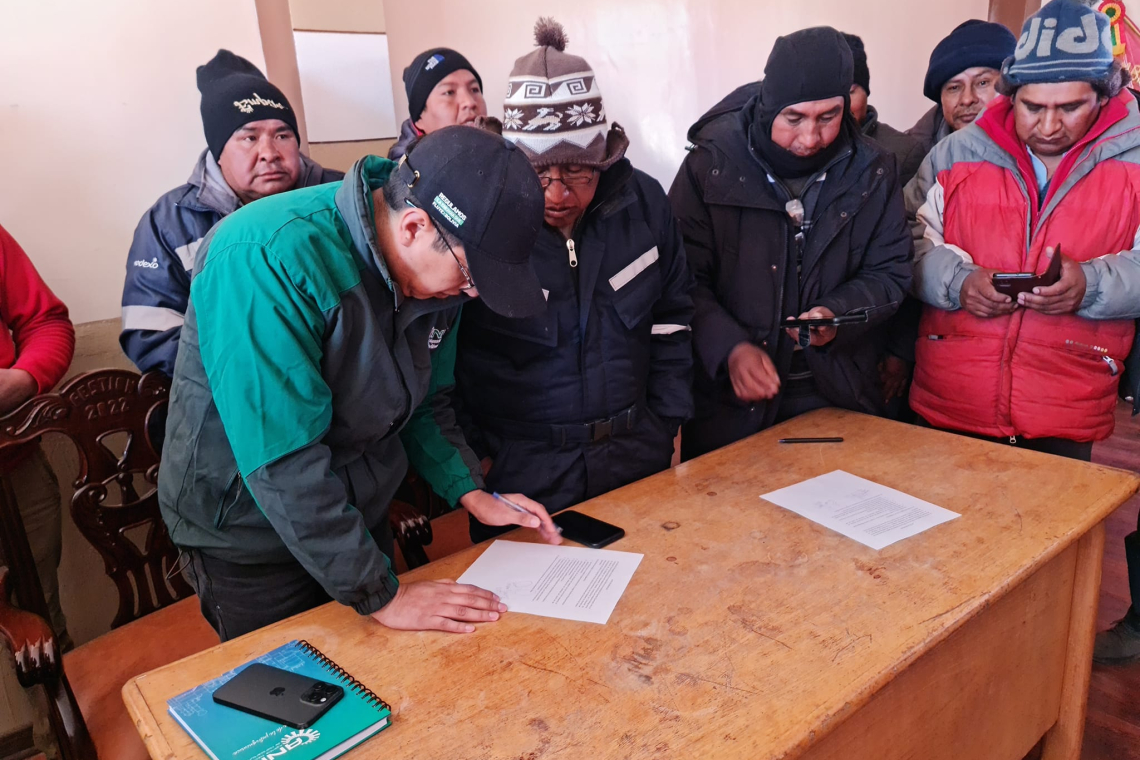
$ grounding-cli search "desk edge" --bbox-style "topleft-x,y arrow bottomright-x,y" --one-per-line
780,472 -> 1140,759
121,453 -> 1140,760
123,677 -> 177,760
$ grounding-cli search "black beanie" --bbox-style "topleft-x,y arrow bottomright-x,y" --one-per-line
196,50 -> 299,162
757,27 -> 854,129
842,33 -> 870,95
923,20 -> 1016,102
403,48 -> 482,123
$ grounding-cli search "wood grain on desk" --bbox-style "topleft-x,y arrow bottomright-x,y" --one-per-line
123,409 -> 1140,760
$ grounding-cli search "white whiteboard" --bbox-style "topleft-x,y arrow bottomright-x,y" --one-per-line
293,30 -> 398,142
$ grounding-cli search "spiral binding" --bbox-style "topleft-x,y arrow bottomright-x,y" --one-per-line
297,640 -> 390,712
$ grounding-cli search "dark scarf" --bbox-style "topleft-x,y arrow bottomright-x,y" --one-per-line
748,96 -> 855,181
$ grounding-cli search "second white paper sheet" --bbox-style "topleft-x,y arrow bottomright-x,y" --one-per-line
456,540 -> 643,624
761,470 -> 959,550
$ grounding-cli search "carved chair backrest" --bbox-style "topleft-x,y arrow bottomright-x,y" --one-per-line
0,370 -> 192,628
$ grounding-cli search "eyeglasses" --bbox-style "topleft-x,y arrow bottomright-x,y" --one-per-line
405,199 -> 476,293
537,169 -> 597,189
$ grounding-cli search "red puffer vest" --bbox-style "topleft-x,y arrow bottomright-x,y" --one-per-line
911,93 -> 1140,442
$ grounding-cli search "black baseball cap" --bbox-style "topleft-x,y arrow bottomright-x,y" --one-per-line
397,126 -> 546,318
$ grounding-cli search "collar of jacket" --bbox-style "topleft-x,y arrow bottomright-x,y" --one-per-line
976,91 -> 1140,220
693,104 -> 878,212
586,158 -> 637,221
934,109 -> 952,145
861,105 -> 881,137
542,157 -> 637,238
333,154 -> 468,317
910,104 -> 952,148
183,150 -> 240,216
388,119 -> 422,162
183,149 -> 337,217
336,154 -> 400,302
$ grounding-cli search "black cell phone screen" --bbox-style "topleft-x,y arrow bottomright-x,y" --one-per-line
212,663 -> 344,729
553,510 -> 624,548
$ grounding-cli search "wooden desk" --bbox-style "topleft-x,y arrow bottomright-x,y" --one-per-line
124,410 -> 1139,760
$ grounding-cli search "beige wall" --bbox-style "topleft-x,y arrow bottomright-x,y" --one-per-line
383,0 -> 990,186
289,0 -> 386,32
309,138 -> 396,172
256,0 -> 310,151
0,1 -> 264,734
282,0 -> 395,169
0,0 -> 266,325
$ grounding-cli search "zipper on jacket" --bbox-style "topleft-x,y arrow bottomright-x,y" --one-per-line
1063,339 -> 1120,375
566,238 -> 578,268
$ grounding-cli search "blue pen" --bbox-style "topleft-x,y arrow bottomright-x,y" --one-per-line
493,492 -> 563,534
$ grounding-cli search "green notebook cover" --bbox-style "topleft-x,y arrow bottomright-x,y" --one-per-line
167,640 -> 391,760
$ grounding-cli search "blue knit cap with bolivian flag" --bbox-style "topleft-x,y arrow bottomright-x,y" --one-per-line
1002,0 -> 1115,86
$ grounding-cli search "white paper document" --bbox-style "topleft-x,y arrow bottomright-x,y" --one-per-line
456,540 -> 643,624
760,470 -> 960,550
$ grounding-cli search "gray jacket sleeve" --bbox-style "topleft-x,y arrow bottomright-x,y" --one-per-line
1078,232 -> 1140,319
904,153 -> 978,311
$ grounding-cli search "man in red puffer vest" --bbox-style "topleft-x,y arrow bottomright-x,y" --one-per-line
906,0 -> 1140,660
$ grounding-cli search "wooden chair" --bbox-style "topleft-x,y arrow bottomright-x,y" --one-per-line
390,467 -> 449,570
0,369 -> 448,757
0,370 -> 217,760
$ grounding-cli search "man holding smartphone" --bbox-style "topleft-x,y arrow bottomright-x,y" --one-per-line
670,27 -> 911,460
903,1 -> 1140,661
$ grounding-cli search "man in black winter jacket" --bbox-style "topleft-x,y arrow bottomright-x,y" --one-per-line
456,20 -> 694,542
669,26 -> 912,460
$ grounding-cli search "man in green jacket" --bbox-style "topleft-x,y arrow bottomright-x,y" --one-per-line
159,127 -> 561,641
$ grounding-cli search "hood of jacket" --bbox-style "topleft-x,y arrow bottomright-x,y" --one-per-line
184,149 -> 344,217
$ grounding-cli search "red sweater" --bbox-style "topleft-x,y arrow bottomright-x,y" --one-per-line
1,223 -> 75,469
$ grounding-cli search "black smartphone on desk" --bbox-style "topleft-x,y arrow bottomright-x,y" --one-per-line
553,510 -> 624,548
213,663 -> 343,729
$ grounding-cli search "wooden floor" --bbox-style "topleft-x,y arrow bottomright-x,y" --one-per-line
401,404 -> 1140,758
1085,402 -> 1140,759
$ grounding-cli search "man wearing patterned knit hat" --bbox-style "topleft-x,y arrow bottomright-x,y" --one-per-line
455,18 -> 695,543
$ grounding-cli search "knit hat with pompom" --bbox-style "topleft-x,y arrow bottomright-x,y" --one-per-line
502,18 -> 628,170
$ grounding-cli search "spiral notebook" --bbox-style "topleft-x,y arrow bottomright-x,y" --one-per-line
167,640 -> 391,760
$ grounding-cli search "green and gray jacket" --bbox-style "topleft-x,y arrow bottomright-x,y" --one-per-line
158,156 -> 484,615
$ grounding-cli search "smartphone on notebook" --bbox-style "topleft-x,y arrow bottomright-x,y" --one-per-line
213,663 -> 344,729
553,510 -> 625,548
